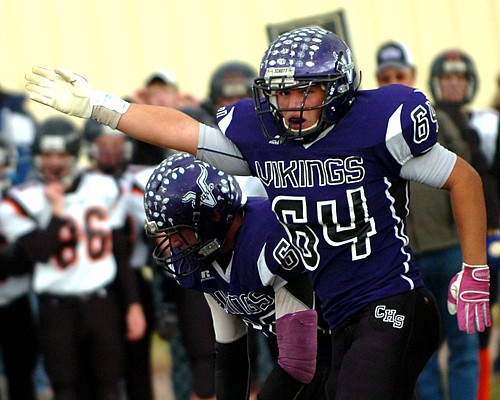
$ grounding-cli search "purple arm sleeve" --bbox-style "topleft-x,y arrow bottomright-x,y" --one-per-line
276,309 -> 318,384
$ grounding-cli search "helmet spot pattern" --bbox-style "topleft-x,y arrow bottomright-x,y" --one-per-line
262,27 -> 327,70
253,26 -> 358,142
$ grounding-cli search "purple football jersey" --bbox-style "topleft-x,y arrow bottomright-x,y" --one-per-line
175,197 -> 307,337
218,84 -> 438,330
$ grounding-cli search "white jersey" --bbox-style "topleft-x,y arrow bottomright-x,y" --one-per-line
0,172 -> 125,295
469,108 -> 499,168
122,165 -> 155,269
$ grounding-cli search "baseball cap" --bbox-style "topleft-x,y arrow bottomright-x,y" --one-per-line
376,41 -> 415,73
145,68 -> 178,88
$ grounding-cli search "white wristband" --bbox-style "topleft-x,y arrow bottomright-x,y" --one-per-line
463,263 -> 488,269
90,91 -> 131,129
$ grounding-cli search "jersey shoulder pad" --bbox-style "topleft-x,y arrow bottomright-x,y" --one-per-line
469,107 -> 499,134
84,172 -> 121,197
376,85 -> 438,163
4,181 -> 44,216
216,98 -> 273,148
133,166 -> 155,191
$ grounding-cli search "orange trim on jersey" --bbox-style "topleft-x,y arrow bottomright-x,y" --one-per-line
131,185 -> 144,195
3,197 -> 30,217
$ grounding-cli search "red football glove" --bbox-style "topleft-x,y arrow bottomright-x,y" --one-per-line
447,263 -> 491,334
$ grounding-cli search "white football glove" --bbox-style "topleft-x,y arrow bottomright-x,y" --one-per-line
25,66 -> 130,129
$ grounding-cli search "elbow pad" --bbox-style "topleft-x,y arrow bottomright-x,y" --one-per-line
276,309 -> 318,384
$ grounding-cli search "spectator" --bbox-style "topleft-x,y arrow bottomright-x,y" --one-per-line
128,69 -> 199,167
375,40 -> 416,87
0,116 -> 144,400
428,49 -> 499,400
83,119 -> 153,400
0,85 -> 37,184
375,41 -> 481,400
0,137 -> 38,400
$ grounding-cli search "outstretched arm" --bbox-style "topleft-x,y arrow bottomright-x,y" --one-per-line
25,66 -> 200,155
116,103 -> 199,155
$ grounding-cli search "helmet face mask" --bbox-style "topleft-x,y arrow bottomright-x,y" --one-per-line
37,151 -> 74,184
144,153 -> 242,279
91,134 -> 130,176
253,27 -> 358,143
146,224 -> 210,278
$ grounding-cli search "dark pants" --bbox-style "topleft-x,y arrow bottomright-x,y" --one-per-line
327,288 -> 441,400
38,289 -> 124,400
0,294 -> 38,400
123,269 -> 155,400
173,284 -> 216,398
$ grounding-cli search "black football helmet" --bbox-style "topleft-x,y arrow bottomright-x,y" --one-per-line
32,116 -> 81,185
429,49 -> 478,105
209,61 -> 257,105
144,152 -> 243,278
253,26 -> 358,143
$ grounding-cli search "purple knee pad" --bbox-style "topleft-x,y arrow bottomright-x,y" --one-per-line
276,309 -> 318,384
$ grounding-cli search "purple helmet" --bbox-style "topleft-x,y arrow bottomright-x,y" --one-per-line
144,152 -> 242,278
253,27 -> 358,143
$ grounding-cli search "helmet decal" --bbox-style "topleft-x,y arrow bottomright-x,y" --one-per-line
264,27 -> 327,69
181,165 -> 216,208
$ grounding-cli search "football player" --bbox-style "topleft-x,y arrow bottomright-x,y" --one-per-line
429,49 -> 499,400
143,152 -> 329,400
0,138 -> 38,400
0,116 -> 144,400
25,26 -> 489,400
83,119 -> 154,400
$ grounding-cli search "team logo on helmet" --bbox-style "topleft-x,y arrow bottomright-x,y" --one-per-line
181,164 -> 216,208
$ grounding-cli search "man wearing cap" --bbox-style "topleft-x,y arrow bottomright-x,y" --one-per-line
129,68 -> 200,108
375,41 -> 416,87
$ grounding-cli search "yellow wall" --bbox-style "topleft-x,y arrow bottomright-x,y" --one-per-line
2,0 -> 499,123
